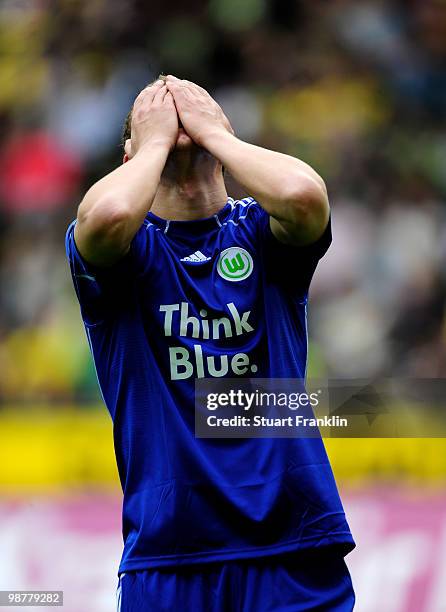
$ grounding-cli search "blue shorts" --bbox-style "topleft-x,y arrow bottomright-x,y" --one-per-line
117,548 -> 355,611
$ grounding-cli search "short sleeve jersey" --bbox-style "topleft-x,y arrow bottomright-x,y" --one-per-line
66,197 -> 354,572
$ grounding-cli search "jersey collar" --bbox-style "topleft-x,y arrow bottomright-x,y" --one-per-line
146,198 -> 234,236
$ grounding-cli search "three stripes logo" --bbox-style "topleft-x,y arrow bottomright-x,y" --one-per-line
217,247 -> 253,282
180,251 -> 211,263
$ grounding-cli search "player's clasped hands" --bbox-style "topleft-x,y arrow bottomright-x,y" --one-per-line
165,75 -> 234,146
129,76 -> 234,157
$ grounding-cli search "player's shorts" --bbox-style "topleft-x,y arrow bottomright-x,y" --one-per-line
116,547 -> 355,611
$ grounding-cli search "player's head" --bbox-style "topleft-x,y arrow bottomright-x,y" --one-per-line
121,75 -> 229,180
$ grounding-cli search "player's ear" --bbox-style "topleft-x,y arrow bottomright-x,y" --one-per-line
123,139 -> 132,163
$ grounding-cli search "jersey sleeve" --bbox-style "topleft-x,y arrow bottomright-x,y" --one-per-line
251,199 -> 332,296
65,220 -> 151,326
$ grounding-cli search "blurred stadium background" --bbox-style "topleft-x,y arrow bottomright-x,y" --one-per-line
1,0 -> 446,610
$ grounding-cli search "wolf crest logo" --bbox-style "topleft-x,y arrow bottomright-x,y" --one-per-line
217,247 -> 253,282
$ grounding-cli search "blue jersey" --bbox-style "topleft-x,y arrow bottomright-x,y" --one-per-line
66,197 -> 354,573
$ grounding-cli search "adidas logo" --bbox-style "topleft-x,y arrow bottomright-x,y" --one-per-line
180,250 -> 211,263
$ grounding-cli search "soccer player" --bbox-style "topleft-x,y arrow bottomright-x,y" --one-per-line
66,75 -> 355,611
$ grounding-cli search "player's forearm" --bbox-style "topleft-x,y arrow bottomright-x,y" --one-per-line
75,142 -> 170,266
202,130 -> 329,243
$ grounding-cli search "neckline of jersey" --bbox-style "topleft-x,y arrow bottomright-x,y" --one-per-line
146,198 -> 234,236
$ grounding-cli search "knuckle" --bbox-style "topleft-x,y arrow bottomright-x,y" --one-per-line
132,108 -> 148,122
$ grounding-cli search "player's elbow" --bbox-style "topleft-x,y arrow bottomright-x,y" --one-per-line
281,173 -> 329,228
76,196 -> 132,255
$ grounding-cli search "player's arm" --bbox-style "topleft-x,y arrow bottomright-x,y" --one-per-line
203,133 -> 329,246
165,76 -> 329,247
74,81 -> 178,267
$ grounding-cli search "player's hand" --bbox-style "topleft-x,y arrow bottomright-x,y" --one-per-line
165,75 -> 233,147
130,80 -> 178,156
